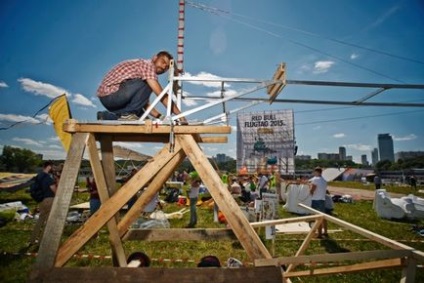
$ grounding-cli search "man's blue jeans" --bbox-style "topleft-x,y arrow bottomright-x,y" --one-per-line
99,79 -> 152,117
189,197 -> 198,227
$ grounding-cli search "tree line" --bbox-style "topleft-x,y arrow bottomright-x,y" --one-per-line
1,145 -> 422,174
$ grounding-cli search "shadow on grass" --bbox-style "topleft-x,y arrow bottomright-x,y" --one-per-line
320,237 -> 351,253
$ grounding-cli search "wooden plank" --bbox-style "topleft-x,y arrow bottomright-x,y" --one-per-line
35,133 -> 88,268
177,134 -> 272,261
87,134 -> 127,267
118,145 -> 185,235
250,215 -> 320,228
97,134 -> 228,143
286,217 -> 323,273
54,142 -> 183,267
64,119 -> 232,134
29,266 -> 283,283
255,249 -> 413,267
98,135 -> 123,267
298,204 -> 416,251
98,135 -> 117,195
401,257 -> 417,283
283,258 -> 404,278
123,228 -> 238,241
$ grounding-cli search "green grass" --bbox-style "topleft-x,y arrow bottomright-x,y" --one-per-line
1,187 -> 424,282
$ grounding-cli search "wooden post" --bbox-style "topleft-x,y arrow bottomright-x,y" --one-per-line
54,142 -> 183,267
177,134 -> 272,260
86,134 -> 127,267
118,148 -> 186,236
35,133 -> 88,268
400,256 -> 416,283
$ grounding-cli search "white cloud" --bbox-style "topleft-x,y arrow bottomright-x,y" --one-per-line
35,113 -> 52,125
0,81 -> 8,88
48,144 -> 63,149
346,144 -> 372,151
72,93 -> 96,107
18,77 -> 94,108
393,134 -> 417,141
18,78 -> 68,99
313,61 -> 335,74
350,53 -> 359,60
206,89 -> 238,98
333,133 -> 346,138
12,137 -> 43,147
182,72 -> 231,88
0,113 -> 40,124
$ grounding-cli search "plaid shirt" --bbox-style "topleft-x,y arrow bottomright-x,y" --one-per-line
97,59 -> 157,97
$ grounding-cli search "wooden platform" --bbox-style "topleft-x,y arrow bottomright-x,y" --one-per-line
30,119 -> 277,281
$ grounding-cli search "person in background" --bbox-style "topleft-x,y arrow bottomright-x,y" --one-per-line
323,190 -> 334,237
86,176 -> 100,215
29,161 -> 57,246
309,167 -> 327,239
257,172 -> 269,199
374,174 -> 382,190
186,171 -> 201,228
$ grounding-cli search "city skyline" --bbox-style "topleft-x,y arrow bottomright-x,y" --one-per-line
1,1 -> 423,163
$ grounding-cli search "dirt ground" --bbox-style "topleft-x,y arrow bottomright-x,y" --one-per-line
327,185 -> 406,201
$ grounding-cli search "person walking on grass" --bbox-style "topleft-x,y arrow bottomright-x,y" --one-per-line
309,167 -> 327,239
29,161 -> 57,246
186,171 -> 201,228
96,50 -> 186,122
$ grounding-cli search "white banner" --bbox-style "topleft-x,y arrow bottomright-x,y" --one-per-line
236,110 -> 295,175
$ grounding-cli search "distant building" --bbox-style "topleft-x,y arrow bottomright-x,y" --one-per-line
346,156 -> 353,161
339,146 -> 346,161
395,151 -> 424,161
371,148 -> 379,166
317,153 -> 340,161
378,133 -> 394,162
214,153 -> 233,163
296,155 -> 311,160
361,154 -> 368,166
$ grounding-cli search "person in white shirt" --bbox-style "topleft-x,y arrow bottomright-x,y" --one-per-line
309,167 -> 327,238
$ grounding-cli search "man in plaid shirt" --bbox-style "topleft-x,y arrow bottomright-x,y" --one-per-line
96,50 -> 184,121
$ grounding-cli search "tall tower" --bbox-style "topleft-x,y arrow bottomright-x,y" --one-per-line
339,146 -> 346,161
371,148 -> 379,165
378,134 -> 394,162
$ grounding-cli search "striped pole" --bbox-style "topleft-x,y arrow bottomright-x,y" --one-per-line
177,0 -> 185,74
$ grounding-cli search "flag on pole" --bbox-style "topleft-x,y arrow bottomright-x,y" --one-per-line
49,94 -> 72,152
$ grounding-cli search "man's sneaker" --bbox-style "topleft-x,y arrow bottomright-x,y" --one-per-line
118,113 -> 140,121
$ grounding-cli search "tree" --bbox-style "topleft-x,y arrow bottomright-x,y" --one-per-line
0,145 -> 42,173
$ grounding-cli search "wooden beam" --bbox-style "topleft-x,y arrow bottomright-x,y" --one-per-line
97,134 -> 228,143
255,249 -> 413,267
283,258 -> 404,278
123,228 -> 238,241
35,133 -> 88,268
286,217 -> 323,273
64,119 -> 232,134
298,204 -> 416,251
401,257 -> 417,283
118,146 -> 185,236
29,266 -> 283,283
250,215 -> 320,228
87,134 -> 127,267
267,62 -> 286,103
177,134 -> 272,261
54,142 -> 183,267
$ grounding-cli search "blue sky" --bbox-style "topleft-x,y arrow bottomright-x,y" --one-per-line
0,0 -> 423,163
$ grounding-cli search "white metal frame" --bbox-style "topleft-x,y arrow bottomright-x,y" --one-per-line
135,60 -> 424,125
